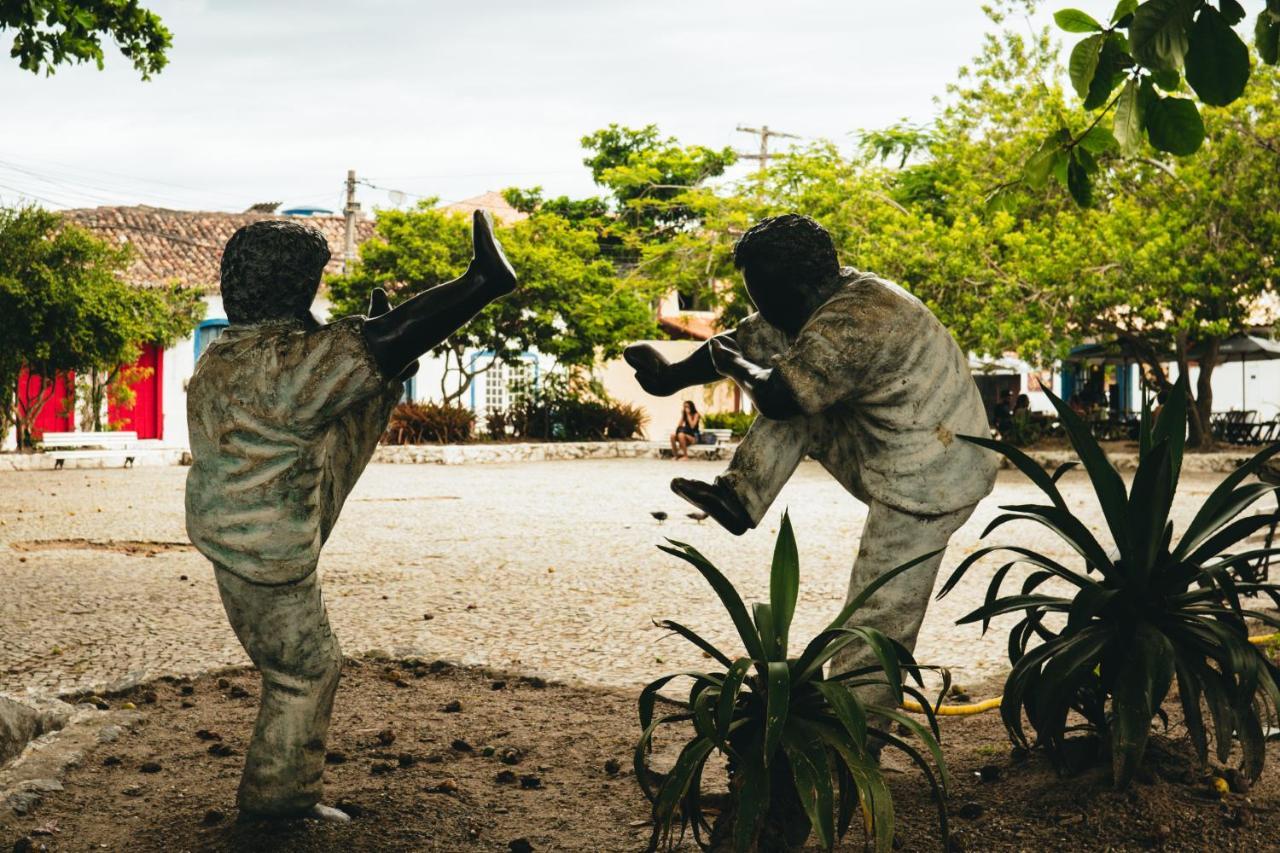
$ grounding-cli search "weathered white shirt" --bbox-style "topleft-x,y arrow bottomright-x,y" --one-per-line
736,270 -> 996,516
185,316 -> 401,585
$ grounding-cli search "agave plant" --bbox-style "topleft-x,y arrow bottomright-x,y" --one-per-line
636,513 -> 949,852
940,381 -> 1280,786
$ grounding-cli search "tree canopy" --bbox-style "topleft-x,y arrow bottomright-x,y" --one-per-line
2,0 -> 171,78
327,201 -> 661,403
0,206 -> 203,443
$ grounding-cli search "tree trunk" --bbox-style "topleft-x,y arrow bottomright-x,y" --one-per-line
1177,332 -> 1218,451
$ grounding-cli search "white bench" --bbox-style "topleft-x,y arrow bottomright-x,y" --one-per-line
39,431 -> 140,469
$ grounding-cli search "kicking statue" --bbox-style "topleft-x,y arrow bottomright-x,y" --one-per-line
625,214 -> 996,701
185,211 -> 515,820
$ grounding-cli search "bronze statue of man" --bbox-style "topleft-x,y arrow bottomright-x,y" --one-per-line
626,214 -> 996,703
185,211 -> 515,820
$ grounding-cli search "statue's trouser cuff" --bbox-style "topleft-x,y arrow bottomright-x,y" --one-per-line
828,500 -> 977,713
714,411 -> 845,525
213,562 -> 341,817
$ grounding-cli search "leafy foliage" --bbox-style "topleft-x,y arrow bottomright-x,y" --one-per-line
327,201 -> 660,404
2,0 -> 171,78
702,410 -> 757,438
1045,0 -> 1280,202
384,401 -> 475,444
0,206 -> 203,444
939,382 -> 1280,786
496,374 -> 648,441
637,515 -> 949,852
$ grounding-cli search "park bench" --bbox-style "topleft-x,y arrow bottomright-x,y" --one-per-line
38,431 -> 140,469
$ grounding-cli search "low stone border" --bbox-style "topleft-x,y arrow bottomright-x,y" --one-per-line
0,448 -> 188,472
1023,448 -> 1260,473
371,440 -> 735,465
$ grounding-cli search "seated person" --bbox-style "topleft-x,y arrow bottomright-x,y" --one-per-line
670,400 -> 701,459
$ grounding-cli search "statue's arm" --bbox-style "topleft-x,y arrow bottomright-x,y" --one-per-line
707,337 -> 801,420
623,330 -> 738,397
362,210 -> 516,380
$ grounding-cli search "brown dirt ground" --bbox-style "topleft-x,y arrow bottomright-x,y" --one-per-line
2,655 -> 1279,853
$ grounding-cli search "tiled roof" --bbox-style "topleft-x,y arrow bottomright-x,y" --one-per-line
438,191 -> 528,224
62,205 -> 377,292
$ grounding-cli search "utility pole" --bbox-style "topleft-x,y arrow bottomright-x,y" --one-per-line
342,169 -> 360,273
735,125 -> 800,173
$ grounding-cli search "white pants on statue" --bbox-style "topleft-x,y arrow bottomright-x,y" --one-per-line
214,566 -> 342,816
716,413 -> 975,709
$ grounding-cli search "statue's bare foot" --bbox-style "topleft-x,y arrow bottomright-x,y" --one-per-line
671,478 -> 754,536
307,803 -> 351,823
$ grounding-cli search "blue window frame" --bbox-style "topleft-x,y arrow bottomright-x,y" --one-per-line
194,318 -> 230,363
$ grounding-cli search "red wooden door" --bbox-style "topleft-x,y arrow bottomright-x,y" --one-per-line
16,369 -> 75,438
108,343 -> 164,439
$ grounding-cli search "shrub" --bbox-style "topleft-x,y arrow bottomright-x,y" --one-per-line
939,381 -> 1280,787
704,410 -> 756,438
384,402 -> 475,444
503,376 -> 648,441
637,513 -> 949,852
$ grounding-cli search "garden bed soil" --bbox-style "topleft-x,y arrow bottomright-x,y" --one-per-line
2,657 -> 1278,852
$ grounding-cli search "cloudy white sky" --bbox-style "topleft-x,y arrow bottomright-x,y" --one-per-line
0,1 -> 1057,214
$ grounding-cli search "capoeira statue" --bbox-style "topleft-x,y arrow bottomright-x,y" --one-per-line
625,214 -> 996,699
186,212 -> 515,820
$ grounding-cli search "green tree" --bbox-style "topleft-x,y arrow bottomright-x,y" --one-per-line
2,0 -> 171,78
1035,0 -> 1280,203
0,207 -> 204,446
327,202 -> 660,403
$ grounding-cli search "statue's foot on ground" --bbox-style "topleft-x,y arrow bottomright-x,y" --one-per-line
671,478 -> 754,536
470,209 -> 517,297
308,803 -> 352,823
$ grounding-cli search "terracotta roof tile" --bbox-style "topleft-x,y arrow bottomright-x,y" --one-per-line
62,205 -> 377,292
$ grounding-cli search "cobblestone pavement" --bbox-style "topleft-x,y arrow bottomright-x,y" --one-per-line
0,459 -> 1243,698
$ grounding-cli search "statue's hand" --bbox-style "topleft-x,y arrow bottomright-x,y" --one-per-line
624,343 -> 675,396
708,337 -> 746,379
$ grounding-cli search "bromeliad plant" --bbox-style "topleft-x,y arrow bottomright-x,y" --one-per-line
940,381 -> 1280,787
636,513 -> 949,853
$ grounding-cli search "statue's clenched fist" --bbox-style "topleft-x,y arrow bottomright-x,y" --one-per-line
624,343 -> 676,397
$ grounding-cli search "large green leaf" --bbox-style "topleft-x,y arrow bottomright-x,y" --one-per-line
1175,442 -> 1280,559
1219,0 -> 1246,25
653,619 -> 733,669
1145,95 -> 1205,155
1041,386 -> 1132,563
784,729 -> 835,849
1111,625 -> 1175,786
1070,33 -> 1106,98
648,736 -> 715,847
718,657 -> 753,740
815,680 -> 869,745
1149,377 -> 1187,492
1113,0 -> 1139,24
1127,438 -> 1174,573
770,511 -> 799,655
1130,0 -> 1197,71
1067,153 -> 1094,206
1085,32 -> 1134,109
1260,11 -> 1280,65
1185,4 -> 1251,106
753,602 -> 780,661
959,433 -> 1070,509
1057,8 -> 1105,31
732,752 -> 770,853
659,540 -> 766,660
763,661 -> 790,765
1113,76 -> 1144,155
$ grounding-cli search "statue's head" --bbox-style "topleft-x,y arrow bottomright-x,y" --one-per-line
733,214 -> 840,335
220,220 -> 331,325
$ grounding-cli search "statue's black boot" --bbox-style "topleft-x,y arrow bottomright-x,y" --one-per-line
467,209 -> 516,297
671,478 -> 755,536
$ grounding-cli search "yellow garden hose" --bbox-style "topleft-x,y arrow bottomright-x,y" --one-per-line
900,632 -> 1280,717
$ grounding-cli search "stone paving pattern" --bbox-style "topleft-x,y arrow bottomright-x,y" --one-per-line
0,460 -> 1242,698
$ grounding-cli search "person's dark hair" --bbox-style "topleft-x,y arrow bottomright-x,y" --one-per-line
732,214 -> 839,291
220,220 -> 332,324
1015,393 -> 1030,409
683,400 -> 698,415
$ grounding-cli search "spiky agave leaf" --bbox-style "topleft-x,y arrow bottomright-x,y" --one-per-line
639,521 -> 948,852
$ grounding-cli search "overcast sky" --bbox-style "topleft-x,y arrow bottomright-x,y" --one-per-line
0,1 -> 1056,214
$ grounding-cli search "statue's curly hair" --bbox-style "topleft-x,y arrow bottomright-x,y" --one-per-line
732,214 -> 839,289
220,220 -> 331,324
